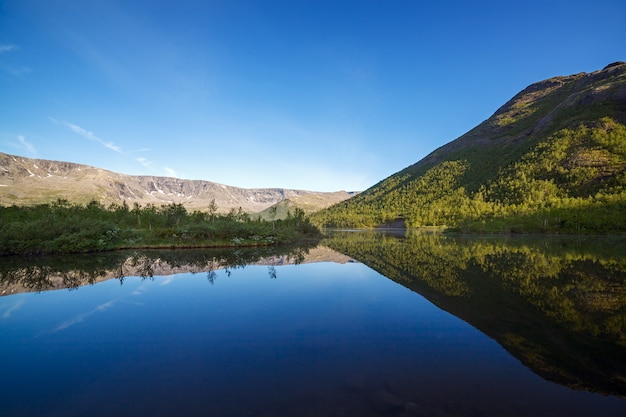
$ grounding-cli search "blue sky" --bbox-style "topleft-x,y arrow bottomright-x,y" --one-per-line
1,0 -> 624,192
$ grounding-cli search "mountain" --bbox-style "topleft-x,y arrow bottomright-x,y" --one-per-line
0,152 -> 352,213
314,62 -> 626,232
257,192 -> 358,220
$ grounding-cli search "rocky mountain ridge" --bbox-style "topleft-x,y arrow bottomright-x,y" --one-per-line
0,152 -> 352,213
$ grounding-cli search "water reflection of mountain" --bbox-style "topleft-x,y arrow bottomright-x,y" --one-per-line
3,231 -> 625,399
323,231 -> 626,398
0,242 -> 350,296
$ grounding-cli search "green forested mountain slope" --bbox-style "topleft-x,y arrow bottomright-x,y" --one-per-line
314,62 -> 626,233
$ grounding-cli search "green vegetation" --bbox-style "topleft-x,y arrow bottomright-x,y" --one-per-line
314,119 -> 626,233
0,199 -> 320,255
314,63 -> 626,233
323,231 -> 626,396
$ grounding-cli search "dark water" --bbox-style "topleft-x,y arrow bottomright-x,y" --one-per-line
1,233 -> 625,416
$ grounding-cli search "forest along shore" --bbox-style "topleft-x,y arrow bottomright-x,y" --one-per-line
0,200 -> 321,255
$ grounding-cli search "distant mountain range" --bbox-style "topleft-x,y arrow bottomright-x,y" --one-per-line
315,62 -> 626,232
0,152 -> 354,215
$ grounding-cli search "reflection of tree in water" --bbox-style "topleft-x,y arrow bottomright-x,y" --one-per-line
326,231 -> 473,296
0,241 -> 318,294
0,252 -> 128,292
323,231 -> 626,398
207,269 -> 217,285
268,266 -> 277,279
128,254 -> 156,278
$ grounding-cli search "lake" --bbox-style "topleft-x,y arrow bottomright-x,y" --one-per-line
1,231 -> 625,416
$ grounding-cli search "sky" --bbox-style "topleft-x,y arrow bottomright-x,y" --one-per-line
1,0 -> 625,192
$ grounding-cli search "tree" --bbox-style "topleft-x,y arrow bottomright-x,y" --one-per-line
269,206 -> 277,231
207,199 -> 218,222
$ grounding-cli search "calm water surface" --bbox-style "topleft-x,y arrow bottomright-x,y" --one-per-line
1,233 -> 625,416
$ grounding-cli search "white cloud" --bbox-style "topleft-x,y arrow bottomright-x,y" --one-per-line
128,147 -> 151,153
136,157 -> 152,168
62,121 -> 155,174
164,167 -> 178,177
0,44 -> 18,53
17,135 -> 36,154
64,122 -> 122,153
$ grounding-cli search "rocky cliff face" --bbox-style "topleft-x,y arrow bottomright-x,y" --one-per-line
0,152 -> 352,213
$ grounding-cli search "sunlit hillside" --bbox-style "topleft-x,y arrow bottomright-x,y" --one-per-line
314,62 -> 626,233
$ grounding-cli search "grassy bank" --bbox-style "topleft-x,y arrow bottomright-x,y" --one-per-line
0,200 -> 320,255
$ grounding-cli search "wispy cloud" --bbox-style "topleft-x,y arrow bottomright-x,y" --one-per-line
64,122 -> 122,153
137,157 -> 152,169
0,44 -> 18,53
0,64 -> 30,77
164,167 -> 178,177
136,158 -> 179,178
17,135 -> 36,154
0,44 -> 30,77
61,120 -> 162,174
128,147 -> 151,153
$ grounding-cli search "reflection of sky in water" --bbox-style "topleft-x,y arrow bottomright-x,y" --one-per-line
1,297 -> 25,319
0,262 -> 623,417
51,299 -> 117,332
